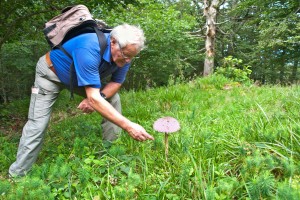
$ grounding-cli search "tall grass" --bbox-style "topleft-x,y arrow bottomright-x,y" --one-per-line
0,75 -> 299,199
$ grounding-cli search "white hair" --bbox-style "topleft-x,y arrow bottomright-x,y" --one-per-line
110,24 -> 146,52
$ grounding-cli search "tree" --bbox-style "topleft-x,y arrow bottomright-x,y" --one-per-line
0,0 -> 142,103
98,0 -> 200,89
255,0 -> 300,84
189,0 -> 227,76
219,0 -> 300,84
203,0 -> 220,76
0,1 -> 51,103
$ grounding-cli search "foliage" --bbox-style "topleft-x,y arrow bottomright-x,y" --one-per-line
95,0 -> 200,89
0,0 -> 139,45
215,56 -> 253,85
1,76 -> 300,199
219,0 -> 300,84
7,177 -> 54,199
0,40 -> 48,103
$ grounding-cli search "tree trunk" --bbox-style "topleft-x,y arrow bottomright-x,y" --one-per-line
290,59 -> 298,84
279,50 -> 286,84
203,0 -> 219,76
0,50 -> 7,104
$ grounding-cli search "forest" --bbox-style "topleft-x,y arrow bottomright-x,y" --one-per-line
0,0 -> 299,103
1,1 -> 300,199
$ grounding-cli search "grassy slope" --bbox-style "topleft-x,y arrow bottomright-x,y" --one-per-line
0,75 -> 300,199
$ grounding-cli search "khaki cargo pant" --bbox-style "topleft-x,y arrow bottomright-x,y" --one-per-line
9,55 -> 121,177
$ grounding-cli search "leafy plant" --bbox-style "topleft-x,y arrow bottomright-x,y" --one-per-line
215,56 -> 253,85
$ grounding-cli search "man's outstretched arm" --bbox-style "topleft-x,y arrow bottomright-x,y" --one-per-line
82,86 -> 154,141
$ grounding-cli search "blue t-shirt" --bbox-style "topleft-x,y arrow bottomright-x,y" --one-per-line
50,33 -> 130,88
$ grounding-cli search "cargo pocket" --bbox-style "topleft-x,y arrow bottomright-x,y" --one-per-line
28,93 -> 37,120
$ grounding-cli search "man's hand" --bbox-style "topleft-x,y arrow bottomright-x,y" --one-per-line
84,87 -> 154,142
77,98 -> 95,114
126,122 -> 154,141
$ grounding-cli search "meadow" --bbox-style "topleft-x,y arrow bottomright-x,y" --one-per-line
0,75 -> 299,199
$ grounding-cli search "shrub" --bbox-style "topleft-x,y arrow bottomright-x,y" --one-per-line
215,56 -> 253,85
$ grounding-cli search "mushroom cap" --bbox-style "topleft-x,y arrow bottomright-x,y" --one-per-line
153,117 -> 180,133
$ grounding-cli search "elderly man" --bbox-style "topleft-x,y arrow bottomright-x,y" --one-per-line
9,24 -> 154,177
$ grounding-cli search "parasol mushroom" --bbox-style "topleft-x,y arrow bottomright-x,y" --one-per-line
153,117 -> 180,161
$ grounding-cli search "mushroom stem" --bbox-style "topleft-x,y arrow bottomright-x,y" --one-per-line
164,133 -> 168,161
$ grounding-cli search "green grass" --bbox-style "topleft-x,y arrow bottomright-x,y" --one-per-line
1,75 -> 300,199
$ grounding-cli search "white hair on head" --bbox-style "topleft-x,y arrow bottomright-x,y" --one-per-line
110,24 -> 146,52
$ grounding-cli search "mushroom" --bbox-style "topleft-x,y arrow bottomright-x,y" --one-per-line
153,117 -> 180,161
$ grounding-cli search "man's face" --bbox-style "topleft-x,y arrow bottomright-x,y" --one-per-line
110,38 -> 139,67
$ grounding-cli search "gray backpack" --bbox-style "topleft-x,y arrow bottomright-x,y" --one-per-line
43,4 -> 111,99
43,4 -> 110,48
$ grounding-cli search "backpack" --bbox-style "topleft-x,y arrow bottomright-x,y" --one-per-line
43,4 -> 112,99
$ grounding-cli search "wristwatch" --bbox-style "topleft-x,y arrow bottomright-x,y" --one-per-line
100,92 -> 107,100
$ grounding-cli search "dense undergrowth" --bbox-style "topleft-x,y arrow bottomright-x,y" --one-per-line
0,75 -> 300,199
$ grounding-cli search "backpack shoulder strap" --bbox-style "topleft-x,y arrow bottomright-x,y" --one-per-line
60,29 -> 108,100
94,27 -> 107,57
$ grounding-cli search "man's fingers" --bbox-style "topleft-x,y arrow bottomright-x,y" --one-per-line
144,132 -> 154,140
138,132 -> 154,141
138,135 -> 145,141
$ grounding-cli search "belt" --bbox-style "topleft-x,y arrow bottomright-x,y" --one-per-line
45,52 -> 57,74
